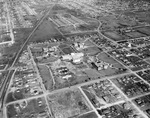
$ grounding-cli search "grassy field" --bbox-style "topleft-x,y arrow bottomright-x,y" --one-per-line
137,26 -> 150,36
78,112 -> 98,118
30,18 -> 62,42
61,46 -> 75,54
84,39 -> 96,47
47,89 -> 92,118
59,25 -> 76,34
103,31 -> 124,41
97,53 -> 118,64
38,64 -> 53,90
124,31 -> 146,38
82,46 -> 101,56
83,68 -> 101,79
37,56 -> 59,64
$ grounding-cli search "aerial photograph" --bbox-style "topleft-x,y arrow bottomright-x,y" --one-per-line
1,0 -> 150,118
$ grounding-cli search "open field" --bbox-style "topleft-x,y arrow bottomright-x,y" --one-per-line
82,46 -> 102,56
31,19 -> 62,42
83,39 -> 96,47
37,56 -> 59,64
59,44 -> 76,54
58,26 -> 76,34
102,31 -> 125,41
124,31 -> 147,38
97,53 -> 117,64
137,26 -> 150,36
47,89 -> 92,118
38,64 -> 53,90
78,112 -> 98,118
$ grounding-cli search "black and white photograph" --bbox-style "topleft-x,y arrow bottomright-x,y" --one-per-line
0,0 -> 150,118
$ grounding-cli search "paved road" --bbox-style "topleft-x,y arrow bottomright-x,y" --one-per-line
0,3 -> 55,110
2,2 -> 150,118
79,87 -> 101,117
0,41 -> 12,45
6,71 -> 130,106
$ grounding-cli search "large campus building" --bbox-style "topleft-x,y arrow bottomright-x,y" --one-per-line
62,52 -> 84,64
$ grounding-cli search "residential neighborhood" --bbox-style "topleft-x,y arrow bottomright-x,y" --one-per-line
0,0 -> 150,118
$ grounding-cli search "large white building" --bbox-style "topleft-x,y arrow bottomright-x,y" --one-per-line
62,52 -> 84,64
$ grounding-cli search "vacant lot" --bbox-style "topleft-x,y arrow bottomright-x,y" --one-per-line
59,25 -> 76,34
39,57 -> 58,64
78,112 -> 98,118
47,89 -> 92,118
31,19 -> 62,42
125,31 -> 146,38
97,53 -> 118,64
61,46 -> 75,54
82,46 -> 101,56
38,64 -> 53,90
84,39 -> 96,47
137,26 -> 150,36
103,31 -> 124,41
